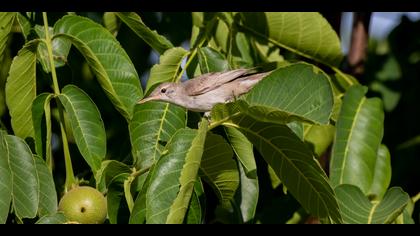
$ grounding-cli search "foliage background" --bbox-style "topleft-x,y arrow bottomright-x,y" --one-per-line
0,12 -> 419,223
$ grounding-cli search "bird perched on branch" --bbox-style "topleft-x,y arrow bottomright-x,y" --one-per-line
138,68 -> 271,112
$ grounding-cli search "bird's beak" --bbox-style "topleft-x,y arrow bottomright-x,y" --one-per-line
137,95 -> 160,104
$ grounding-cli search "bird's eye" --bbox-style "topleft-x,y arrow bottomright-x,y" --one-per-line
161,88 -> 167,93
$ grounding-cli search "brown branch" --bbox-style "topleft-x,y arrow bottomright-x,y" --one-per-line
347,12 -> 372,76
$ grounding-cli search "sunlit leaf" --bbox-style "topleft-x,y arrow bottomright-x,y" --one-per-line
303,124 -> 335,157
115,12 -> 174,54
240,12 -> 343,67
54,15 -> 142,120
103,12 -> 120,36
241,62 -> 334,125
330,85 -> 384,195
58,85 -> 106,173
198,46 -> 229,73
368,144 -> 391,200
145,47 -> 189,94
335,184 -> 409,224
5,40 -> 40,139
129,102 -> 186,170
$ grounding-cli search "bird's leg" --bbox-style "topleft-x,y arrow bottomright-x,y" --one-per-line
203,111 -> 212,123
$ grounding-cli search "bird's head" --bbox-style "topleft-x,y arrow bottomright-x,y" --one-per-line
137,82 -> 179,104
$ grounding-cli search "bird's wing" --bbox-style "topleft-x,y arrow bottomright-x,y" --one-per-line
183,68 -> 256,96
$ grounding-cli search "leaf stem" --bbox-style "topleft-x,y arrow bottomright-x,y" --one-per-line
42,12 -> 75,191
413,192 -> 420,204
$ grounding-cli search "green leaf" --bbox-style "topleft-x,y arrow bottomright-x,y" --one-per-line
35,212 -> 67,224
0,131 -> 12,224
234,162 -> 258,223
34,25 -> 71,73
335,184 -> 409,224
34,156 -> 57,216
107,173 -> 130,224
368,144 -> 391,200
145,47 -> 189,94
129,165 -> 155,224
16,13 -> 31,40
241,63 -> 334,125
95,160 -> 131,193
303,124 -> 335,157
184,179 -> 204,224
129,102 -> 186,170
5,40 -> 40,139
1,133 -> 39,219
146,120 -> 207,224
287,121 -> 304,140
198,46 -> 229,73
330,85 -> 385,194
58,85 -> 106,173
166,119 -> 208,223
0,13 -> 16,61
240,12 -> 343,67
212,104 -> 342,223
200,132 -> 239,205
224,126 -> 256,178
103,12 -> 120,36
54,15 -> 142,120
32,93 -> 54,167
267,165 -> 281,189
115,12 -> 174,54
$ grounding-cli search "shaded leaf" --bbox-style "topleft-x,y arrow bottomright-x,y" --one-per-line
5,40 -> 40,139
103,12 -> 120,36
211,103 -> 342,223
200,132 -> 239,205
34,156 -> 57,216
115,12 -> 174,54
241,63 -> 334,125
145,47 -> 189,94
368,144 -> 391,200
235,162 -> 258,223
54,15 -> 142,120
95,160 -> 131,193
58,85 -> 106,173
16,13 -> 31,40
240,12 -> 343,67
107,173 -> 130,224
224,126 -> 256,178
34,25 -> 71,73
129,102 -> 186,170
35,212 -> 67,224
198,46 -> 229,74
330,85 -> 384,194
287,121 -> 304,140
335,184 -> 409,224
1,133 -> 39,219
0,13 -> 16,61
0,131 -> 12,224
184,179 -> 204,224
129,165 -> 155,224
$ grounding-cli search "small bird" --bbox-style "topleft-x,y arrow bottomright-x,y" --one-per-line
138,68 -> 271,112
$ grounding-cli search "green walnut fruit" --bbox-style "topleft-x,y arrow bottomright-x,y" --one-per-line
58,186 -> 107,224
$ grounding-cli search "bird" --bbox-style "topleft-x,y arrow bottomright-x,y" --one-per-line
137,68 -> 271,112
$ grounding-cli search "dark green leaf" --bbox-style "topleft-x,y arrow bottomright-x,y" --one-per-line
241,63 -> 334,125
198,46 -> 229,74
0,13 -> 16,60
224,126 -> 256,178
129,102 -> 186,170
335,184 -> 409,224
34,156 -> 57,216
145,47 -> 189,94
330,85 -> 384,194
95,160 -> 131,193
240,12 -> 343,67
200,132 -> 239,205
35,212 -> 67,224
5,40 -> 40,139
129,165 -> 155,224
58,85 -> 106,173
184,179 -> 204,224
32,93 -> 54,166
211,104 -> 342,223
0,131 -> 12,224
54,15 -> 142,120
16,13 -> 31,40
115,12 -> 174,54
107,173 -> 130,224
234,162 -> 258,223
2,134 -> 39,219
